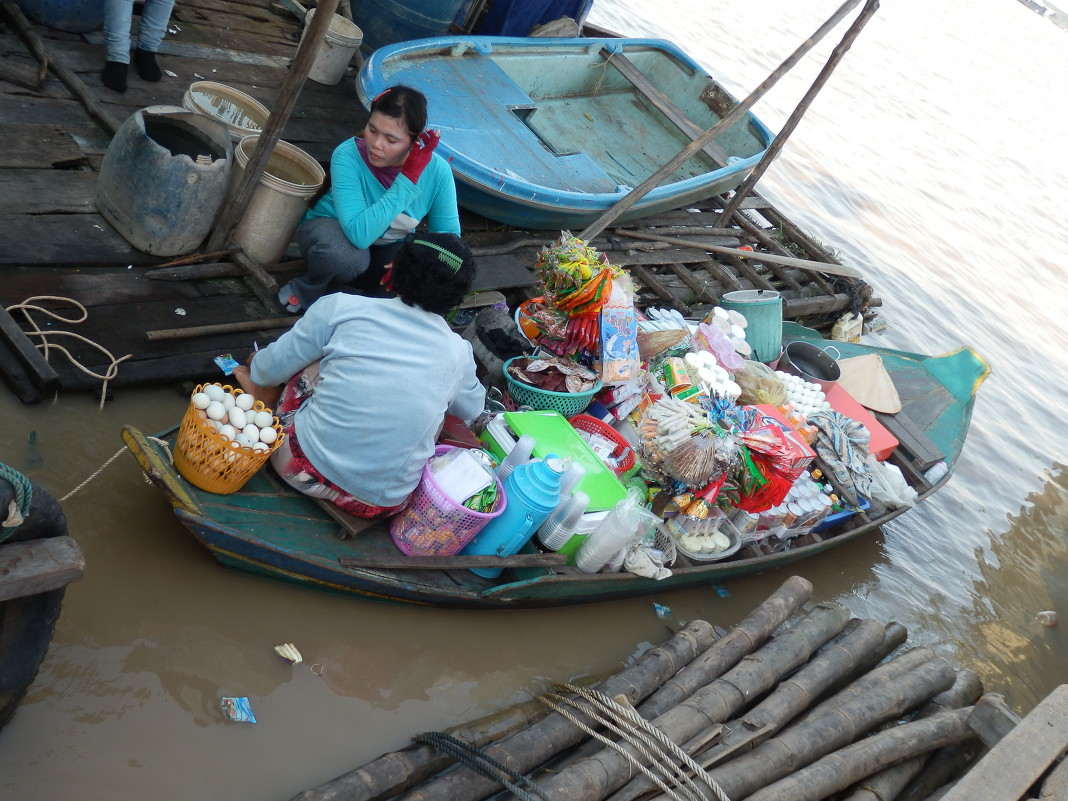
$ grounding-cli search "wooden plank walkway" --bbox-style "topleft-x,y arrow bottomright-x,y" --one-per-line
0,0 -> 879,404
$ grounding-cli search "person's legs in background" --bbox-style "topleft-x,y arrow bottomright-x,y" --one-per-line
132,0 -> 176,82
281,217 -> 371,312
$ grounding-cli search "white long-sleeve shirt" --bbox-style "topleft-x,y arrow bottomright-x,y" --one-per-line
251,294 -> 485,506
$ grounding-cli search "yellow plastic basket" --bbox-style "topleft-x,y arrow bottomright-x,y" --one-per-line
173,383 -> 284,494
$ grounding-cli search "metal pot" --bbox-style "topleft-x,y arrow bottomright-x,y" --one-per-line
777,341 -> 841,390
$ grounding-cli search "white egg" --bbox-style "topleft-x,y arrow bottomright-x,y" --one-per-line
820,401 -> 832,410
253,410 -> 274,429
235,392 -> 255,411
228,407 -> 247,430
221,393 -> 236,410
815,391 -> 826,402
258,426 -> 277,445
253,442 -> 270,452
241,424 -> 260,443
219,424 -> 237,441
205,401 -> 226,421
192,392 -> 211,409
204,384 -> 225,402
235,433 -> 254,448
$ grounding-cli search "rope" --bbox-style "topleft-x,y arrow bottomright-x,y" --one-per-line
5,296 -> 134,408
0,462 -> 33,543
541,683 -> 732,801
412,731 -> 551,801
59,436 -> 172,503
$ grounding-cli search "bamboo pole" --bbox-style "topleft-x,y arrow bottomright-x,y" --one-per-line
0,0 -> 49,87
295,618 -> 720,801
146,317 -> 297,341
636,575 -> 814,718
532,602 -> 850,801
395,578 -> 812,801
715,0 -> 881,226
744,707 -> 973,801
204,0 -> 340,285
578,0 -> 862,242
606,618 -> 890,801
613,229 -> 862,278
706,658 -> 957,800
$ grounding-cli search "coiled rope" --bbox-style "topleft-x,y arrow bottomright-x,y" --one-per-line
540,683 -> 731,801
5,296 -> 134,408
412,731 -> 551,801
0,462 -> 33,543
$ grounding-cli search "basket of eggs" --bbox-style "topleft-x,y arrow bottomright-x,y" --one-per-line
174,383 -> 284,494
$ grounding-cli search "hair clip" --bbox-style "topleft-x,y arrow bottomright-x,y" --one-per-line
373,88 -> 392,104
412,238 -> 464,273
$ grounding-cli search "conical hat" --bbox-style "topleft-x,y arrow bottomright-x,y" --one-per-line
836,354 -> 901,413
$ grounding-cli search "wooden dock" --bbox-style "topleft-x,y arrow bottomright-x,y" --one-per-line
0,0 -> 879,404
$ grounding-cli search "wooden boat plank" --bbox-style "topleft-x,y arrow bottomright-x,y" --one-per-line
338,553 -> 568,570
941,685 -> 1068,801
0,536 -> 85,602
0,306 -> 59,395
0,94 -> 92,127
0,168 -> 96,213
0,123 -> 87,168
600,47 -> 730,168
0,213 -> 154,265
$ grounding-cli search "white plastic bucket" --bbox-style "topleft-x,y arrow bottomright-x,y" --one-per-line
182,81 -> 270,142
302,9 -> 363,86
232,136 -> 325,264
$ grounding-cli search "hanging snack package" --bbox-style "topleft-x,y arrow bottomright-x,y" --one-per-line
599,274 -> 640,386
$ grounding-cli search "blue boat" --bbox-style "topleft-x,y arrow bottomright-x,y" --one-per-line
357,36 -> 775,229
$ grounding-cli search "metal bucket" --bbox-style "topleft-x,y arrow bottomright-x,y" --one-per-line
777,341 -> 842,391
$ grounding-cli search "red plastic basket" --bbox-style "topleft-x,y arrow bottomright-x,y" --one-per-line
389,445 -> 506,556
568,414 -> 638,478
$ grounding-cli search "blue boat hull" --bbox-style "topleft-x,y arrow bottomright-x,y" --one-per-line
358,36 -> 776,229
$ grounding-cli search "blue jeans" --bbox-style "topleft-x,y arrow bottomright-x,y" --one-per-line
104,0 -> 176,63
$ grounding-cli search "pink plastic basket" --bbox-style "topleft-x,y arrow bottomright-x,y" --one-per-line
389,446 -> 507,556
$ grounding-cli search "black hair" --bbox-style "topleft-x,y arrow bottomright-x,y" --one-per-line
369,85 -> 427,141
391,233 -> 475,316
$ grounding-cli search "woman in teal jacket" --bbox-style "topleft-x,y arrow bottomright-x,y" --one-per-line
279,85 -> 461,313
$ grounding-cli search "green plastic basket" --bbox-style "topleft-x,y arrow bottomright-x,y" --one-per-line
503,357 -> 601,417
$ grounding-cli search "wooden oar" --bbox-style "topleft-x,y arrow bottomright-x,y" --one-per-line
338,553 -> 568,571
579,0 -> 863,242
613,229 -> 861,279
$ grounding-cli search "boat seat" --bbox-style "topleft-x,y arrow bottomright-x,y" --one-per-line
405,55 -> 620,194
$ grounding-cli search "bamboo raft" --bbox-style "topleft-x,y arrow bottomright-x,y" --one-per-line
287,576 -> 1066,801
0,0 -> 881,405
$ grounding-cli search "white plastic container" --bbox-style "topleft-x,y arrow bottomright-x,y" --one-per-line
537,490 -> 589,550
575,499 -> 643,573
495,434 -> 534,481
302,9 -> 363,86
231,135 -> 325,264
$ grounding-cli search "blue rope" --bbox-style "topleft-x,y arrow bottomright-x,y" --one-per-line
0,462 -> 33,543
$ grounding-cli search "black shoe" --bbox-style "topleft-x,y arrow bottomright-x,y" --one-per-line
133,48 -> 162,82
101,60 -> 128,93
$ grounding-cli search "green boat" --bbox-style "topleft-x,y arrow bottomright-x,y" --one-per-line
122,326 -> 989,609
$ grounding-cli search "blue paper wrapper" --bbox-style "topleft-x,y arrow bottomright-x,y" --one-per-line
220,696 -> 257,723
215,353 -> 240,376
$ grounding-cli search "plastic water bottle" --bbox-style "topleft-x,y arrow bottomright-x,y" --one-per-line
537,490 -> 590,551
495,434 -> 535,481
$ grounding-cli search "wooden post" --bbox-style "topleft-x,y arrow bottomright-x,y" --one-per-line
578,0 -> 862,242
205,0 -> 341,285
715,0 -> 881,226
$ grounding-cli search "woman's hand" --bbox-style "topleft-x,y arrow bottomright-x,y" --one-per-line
233,357 -> 283,410
400,129 -> 440,184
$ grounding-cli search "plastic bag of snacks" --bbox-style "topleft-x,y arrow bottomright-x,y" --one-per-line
734,361 -> 787,406
598,274 -> 640,385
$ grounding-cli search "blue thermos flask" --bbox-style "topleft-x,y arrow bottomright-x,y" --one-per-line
461,456 -> 563,578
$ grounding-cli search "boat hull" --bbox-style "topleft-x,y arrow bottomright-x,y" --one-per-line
358,36 -> 775,229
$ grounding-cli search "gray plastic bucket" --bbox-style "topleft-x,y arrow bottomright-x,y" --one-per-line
95,106 -> 233,256
303,9 -> 363,86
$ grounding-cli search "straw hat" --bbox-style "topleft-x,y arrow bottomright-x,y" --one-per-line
836,354 -> 901,413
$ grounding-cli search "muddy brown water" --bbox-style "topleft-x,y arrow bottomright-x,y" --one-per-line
3,1 -> 1068,799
